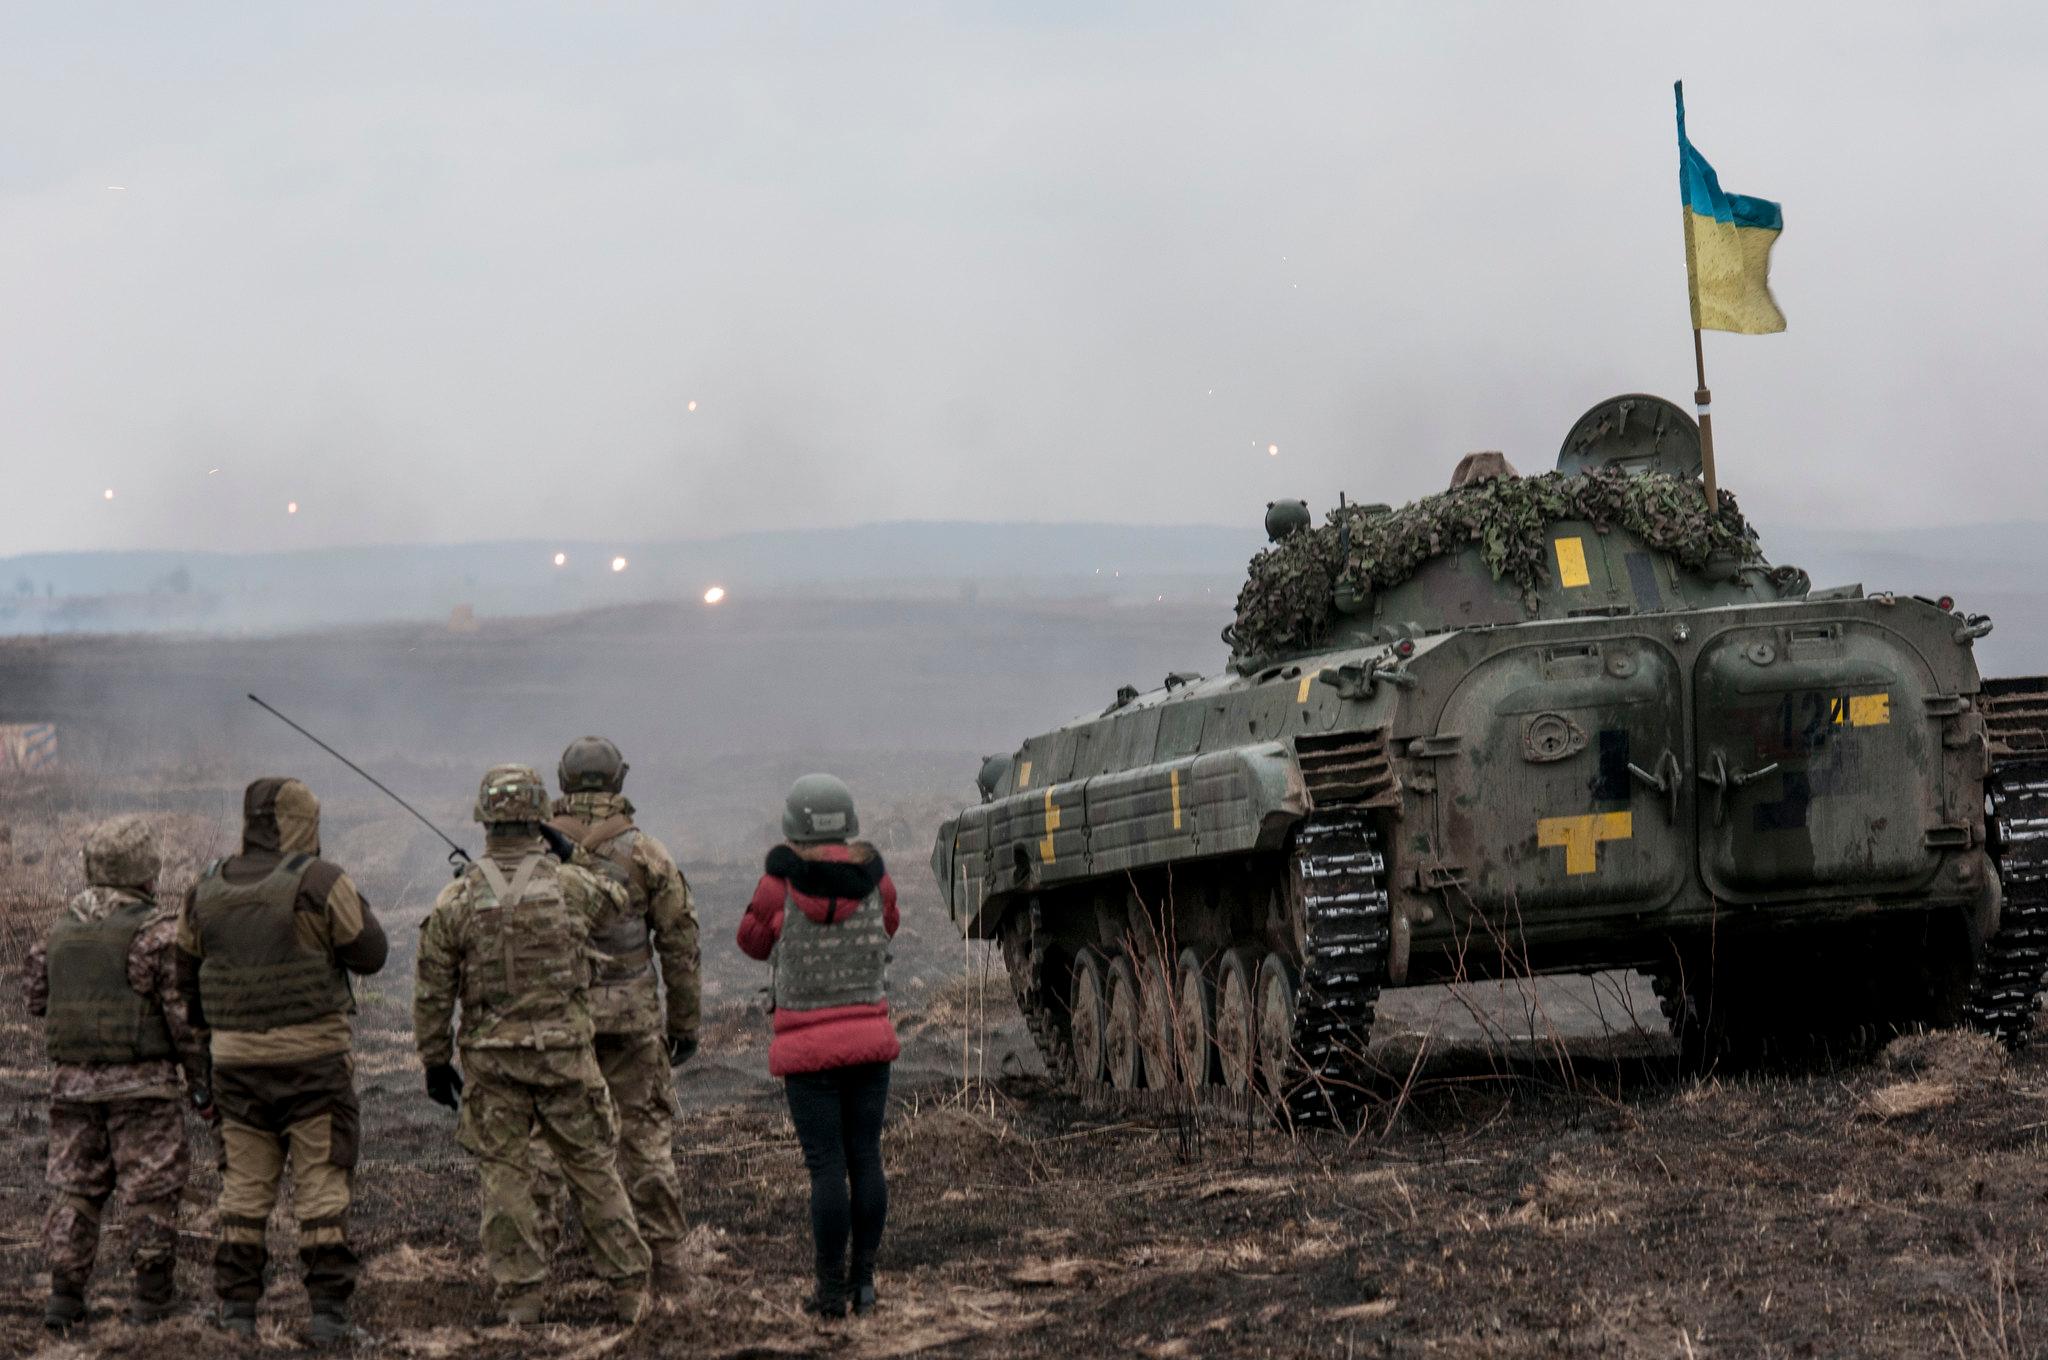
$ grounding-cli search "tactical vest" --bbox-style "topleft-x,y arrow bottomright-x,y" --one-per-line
772,888 -> 891,1012
45,897 -> 177,1065
190,855 -> 353,1032
456,852 -> 592,1051
552,815 -> 653,988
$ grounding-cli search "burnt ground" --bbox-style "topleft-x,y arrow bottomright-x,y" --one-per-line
5,608 -> 2048,1357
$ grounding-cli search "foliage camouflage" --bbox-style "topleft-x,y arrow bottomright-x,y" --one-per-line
1228,467 -> 1758,661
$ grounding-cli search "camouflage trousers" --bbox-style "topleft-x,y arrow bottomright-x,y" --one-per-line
458,1047 -> 651,1296
532,1031 -> 685,1253
44,1097 -> 188,1292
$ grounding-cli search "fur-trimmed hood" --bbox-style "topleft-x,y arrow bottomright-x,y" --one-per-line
765,841 -> 884,922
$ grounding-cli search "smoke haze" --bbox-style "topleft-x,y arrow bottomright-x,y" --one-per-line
6,3 -> 2046,558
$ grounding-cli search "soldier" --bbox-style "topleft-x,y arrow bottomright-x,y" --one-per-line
176,778 -> 387,1346
26,815 -> 211,1333
413,764 -> 652,1326
536,736 -> 700,1285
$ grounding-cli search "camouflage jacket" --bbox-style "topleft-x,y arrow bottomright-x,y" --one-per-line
548,793 -> 701,1042
412,833 -> 630,1068
27,887 -> 209,1103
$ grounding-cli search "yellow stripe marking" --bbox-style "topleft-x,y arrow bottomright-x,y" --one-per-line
1016,759 -> 1032,789
1846,693 -> 1891,727
1536,811 -> 1632,875
1039,787 -> 1060,863
1554,536 -> 1590,589
1170,769 -> 1182,830
1296,675 -> 1313,703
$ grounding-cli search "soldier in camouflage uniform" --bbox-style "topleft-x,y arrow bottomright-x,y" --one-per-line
176,777 -> 388,1346
26,815 -> 211,1333
533,736 -> 700,1285
413,764 -> 652,1326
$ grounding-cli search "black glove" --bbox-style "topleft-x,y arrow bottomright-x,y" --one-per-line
425,1062 -> 465,1110
666,1035 -> 698,1067
538,822 -> 578,862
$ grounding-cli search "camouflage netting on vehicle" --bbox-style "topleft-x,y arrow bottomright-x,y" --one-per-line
1229,466 -> 1757,660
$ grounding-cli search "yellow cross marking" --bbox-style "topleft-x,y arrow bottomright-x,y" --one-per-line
1039,787 -> 1060,863
1296,675 -> 1313,703
1169,769 -> 1183,830
1554,536 -> 1591,588
1832,692 -> 1891,727
1016,759 -> 1033,789
1537,811 -> 1633,875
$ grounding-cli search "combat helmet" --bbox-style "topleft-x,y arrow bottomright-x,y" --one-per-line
82,814 -> 161,889
475,764 -> 550,825
558,736 -> 628,794
784,773 -> 859,843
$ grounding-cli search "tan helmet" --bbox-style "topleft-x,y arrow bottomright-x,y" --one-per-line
558,736 -> 628,794
474,764 -> 550,825
83,814 -> 161,889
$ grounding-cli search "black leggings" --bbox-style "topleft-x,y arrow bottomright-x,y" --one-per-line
783,1062 -> 890,1281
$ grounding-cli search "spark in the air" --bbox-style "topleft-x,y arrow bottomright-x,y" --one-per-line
611,556 -> 628,573
1267,443 -> 1279,457
703,586 -> 726,605
102,488 -> 115,501
687,400 -> 698,412
552,552 -> 567,567
287,502 -> 299,515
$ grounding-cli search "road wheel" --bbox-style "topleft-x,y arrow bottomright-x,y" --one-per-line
1068,950 -> 1109,1084
1104,954 -> 1144,1090
1174,947 -> 1217,1090
1255,952 -> 1299,1095
1138,954 -> 1178,1090
1214,948 -> 1259,1095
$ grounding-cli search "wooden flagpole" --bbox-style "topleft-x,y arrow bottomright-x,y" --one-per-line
1692,327 -> 1719,512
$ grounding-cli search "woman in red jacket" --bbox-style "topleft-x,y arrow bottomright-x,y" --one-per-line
737,774 -> 900,1319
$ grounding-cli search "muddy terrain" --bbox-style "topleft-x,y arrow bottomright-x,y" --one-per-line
4,603 -> 2048,1358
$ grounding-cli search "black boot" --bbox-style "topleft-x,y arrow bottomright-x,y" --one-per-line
809,1274 -> 848,1321
44,1277 -> 87,1335
218,1299 -> 258,1337
848,1254 -> 878,1316
128,1260 -> 178,1324
308,1300 -> 361,1349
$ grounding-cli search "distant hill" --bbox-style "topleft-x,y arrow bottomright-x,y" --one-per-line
5,516 -> 2047,673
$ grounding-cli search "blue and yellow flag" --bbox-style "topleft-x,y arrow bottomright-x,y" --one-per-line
1676,82 -> 1785,335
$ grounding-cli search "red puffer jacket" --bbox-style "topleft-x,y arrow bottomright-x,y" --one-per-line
737,841 -> 902,1077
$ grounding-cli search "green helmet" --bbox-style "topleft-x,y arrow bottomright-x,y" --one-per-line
475,763 -> 550,825
783,773 -> 859,843
83,814 -> 161,889
558,736 -> 628,794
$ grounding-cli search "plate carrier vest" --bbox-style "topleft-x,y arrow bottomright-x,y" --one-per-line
457,851 -> 592,1050
772,885 -> 892,1012
190,854 -> 352,1032
45,896 -> 177,1065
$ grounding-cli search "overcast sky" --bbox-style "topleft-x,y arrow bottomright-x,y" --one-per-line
4,3 -> 2044,555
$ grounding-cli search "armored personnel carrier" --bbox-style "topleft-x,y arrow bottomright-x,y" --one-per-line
931,394 -> 2048,1125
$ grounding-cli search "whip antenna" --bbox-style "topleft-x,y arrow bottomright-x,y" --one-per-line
246,693 -> 473,871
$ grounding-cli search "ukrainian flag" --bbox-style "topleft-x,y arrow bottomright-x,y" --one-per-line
1676,82 -> 1786,335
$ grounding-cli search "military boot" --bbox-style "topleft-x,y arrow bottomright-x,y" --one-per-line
308,1301 -> 361,1349
653,1242 -> 690,1289
44,1277 -> 87,1335
612,1286 -> 648,1326
848,1253 -> 878,1316
218,1299 -> 258,1337
127,1261 -> 178,1324
501,1291 -> 544,1326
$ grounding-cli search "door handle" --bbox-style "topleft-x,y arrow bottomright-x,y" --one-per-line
1626,749 -> 1683,825
1697,753 -> 1781,827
